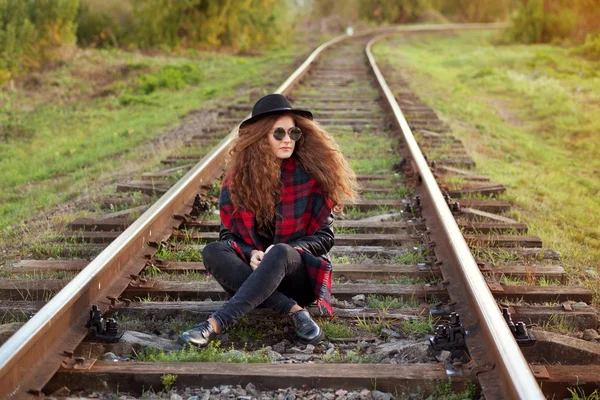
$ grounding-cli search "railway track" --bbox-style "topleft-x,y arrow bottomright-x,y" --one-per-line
1,24 -> 599,399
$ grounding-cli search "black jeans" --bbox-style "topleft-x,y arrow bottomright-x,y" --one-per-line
202,241 -> 316,331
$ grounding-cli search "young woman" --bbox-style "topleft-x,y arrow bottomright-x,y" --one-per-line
178,94 -> 358,347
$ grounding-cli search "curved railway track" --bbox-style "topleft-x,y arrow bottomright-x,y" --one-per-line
1,24 -> 599,399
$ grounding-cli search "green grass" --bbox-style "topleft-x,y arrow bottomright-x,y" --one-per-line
535,313 -> 577,334
322,348 -> 367,363
0,268 -> 77,280
225,317 -> 273,343
27,242 -> 102,259
470,248 -> 522,266
320,319 -> 356,338
0,45 -> 303,230
138,341 -> 271,363
153,270 -> 209,282
350,157 -> 398,175
330,254 -> 372,264
429,381 -> 478,400
367,294 -> 420,309
392,249 -> 431,264
344,205 -> 397,220
374,31 -> 600,303
398,314 -> 435,336
361,185 -> 409,200
566,387 -> 600,400
333,227 -> 358,235
154,243 -> 203,262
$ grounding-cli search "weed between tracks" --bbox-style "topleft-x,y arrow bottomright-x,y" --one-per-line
154,243 -> 203,262
139,341 -> 272,363
362,186 -> 409,200
367,295 -> 420,309
566,387 -> 600,400
343,205 -> 398,220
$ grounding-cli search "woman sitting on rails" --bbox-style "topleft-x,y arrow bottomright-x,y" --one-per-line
179,94 -> 358,347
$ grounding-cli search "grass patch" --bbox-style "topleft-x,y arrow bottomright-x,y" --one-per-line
392,249 -> 431,264
0,45 -> 303,230
320,319 -> 355,338
361,186 -> 409,200
374,31 -> 600,303
153,270 -> 209,282
367,295 -> 420,309
330,254 -> 372,264
333,227 -> 358,235
566,387 -> 600,400
350,157 -> 398,175
356,314 -> 391,335
429,381 -> 478,400
470,247 -> 522,266
27,242 -> 102,260
398,314 -> 435,336
535,313 -> 577,334
344,205 -> 397,220
225,317 -> 273,344
322,348 -> 367,363
0,269 -> 77,280
154,243 -> 203,262
138,341 -> 271,363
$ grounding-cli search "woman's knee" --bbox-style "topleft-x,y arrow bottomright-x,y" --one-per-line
262,243 -> 301,273
202,241 -> 229,272
268,243 -> 296,258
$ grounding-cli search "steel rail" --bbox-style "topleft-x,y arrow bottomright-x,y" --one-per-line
365,33 -> 544,399
0,23 -> 513,398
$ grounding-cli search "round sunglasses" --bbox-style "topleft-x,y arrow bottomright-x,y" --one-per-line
272,126 -> 302,141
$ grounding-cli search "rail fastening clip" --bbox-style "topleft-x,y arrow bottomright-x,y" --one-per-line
85,304 -> 124,343
429,312 -> 466,351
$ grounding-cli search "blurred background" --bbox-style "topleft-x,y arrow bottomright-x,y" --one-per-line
1,0 -> 598,83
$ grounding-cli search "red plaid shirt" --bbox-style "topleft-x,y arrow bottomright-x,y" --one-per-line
220,157 -> 334,315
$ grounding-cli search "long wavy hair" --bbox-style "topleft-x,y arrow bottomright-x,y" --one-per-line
226,112 -> 359,228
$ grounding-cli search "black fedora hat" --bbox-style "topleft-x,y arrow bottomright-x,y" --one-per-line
239,94 -> 313,129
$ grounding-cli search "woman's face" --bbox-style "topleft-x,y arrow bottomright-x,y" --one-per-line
267,115 -> 296,160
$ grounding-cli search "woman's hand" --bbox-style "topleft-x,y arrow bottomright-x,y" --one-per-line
249,250 -> 265,270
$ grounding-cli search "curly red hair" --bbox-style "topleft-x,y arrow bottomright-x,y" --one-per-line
225,112 -> 358,228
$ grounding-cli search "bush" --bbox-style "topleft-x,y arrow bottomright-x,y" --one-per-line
75,0 -> 134,48
506,0 -> 597,44
357,0 -> 429,24
128,0 -> 291,51
134,64 -> 202,95
0,0 -> 79,81
573,33 -> 600,60
428,0 -> 516,22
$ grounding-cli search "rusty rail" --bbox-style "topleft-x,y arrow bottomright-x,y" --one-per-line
366,33 -> 544,399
